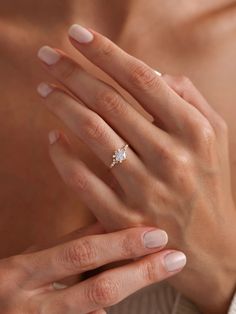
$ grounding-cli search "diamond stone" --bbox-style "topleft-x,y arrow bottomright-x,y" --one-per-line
115,149 -> 127,162
110,144 -> 129,168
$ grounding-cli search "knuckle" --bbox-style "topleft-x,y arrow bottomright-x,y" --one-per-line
58,59 -> 78,81
94,39 -> 114,58
64,168 -> 88,191
95,89 -> 126,116
141,259 -> 160,283
83,115 -> 108,142
173,151 -> 192,171
100,40 -> 114,57
215,116 -> 228,134
128,62 -> 159,91
45,89 -> 66,111
178,75 -> 191,86
120,234 -> 137,258
88,277 -> 119,307
153,142 -> 172,163
171,151 -> 194,188
198,121 -> 216,144
61,239 -> 97,271
171,75 -> 192,93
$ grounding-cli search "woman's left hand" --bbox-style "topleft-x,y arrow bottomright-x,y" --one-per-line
37,25 -> 236,313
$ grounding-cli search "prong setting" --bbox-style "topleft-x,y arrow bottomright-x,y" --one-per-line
110,144 -> 129,168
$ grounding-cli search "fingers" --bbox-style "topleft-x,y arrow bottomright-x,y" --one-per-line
47,130 -> 139,229
44,250 -> 186,314
37,83 -> 149,195
37,46 -> 170,162
162,74 -> 227,136
66,24 -> 204,133
23,223 -> 105,287
21,226 -> 169,289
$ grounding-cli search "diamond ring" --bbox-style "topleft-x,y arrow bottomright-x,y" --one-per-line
110,144 -> 129,168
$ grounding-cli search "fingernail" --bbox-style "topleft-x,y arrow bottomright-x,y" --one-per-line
164,252 -> 187,272
48,130 -> 60,145
37,82 -> 54,98
143,229 -> 168,248
154,70 -> 162,76
52,282 -> 68,290
37,46 -> 61,65
68,24 -> 94,43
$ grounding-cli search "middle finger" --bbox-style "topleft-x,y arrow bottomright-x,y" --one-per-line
37,84 -> 147,194
22,227 -> 168,289
37,46 -> 172,163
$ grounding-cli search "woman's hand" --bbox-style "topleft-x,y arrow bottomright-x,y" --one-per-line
37,25 -> 236,313
0,223 -> 185,313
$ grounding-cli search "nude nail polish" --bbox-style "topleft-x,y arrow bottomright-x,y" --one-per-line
48,130 -> 60,145
143,229 -> 168,248
164,252 -> 187,272
52,282 -> 68,290
37,46 -> 61,65
68,24 -> 94,43
37,82 -> 53,98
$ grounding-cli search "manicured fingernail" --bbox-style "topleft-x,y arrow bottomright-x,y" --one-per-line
154,70 -> 162,76
48,130 -> 60,145
68,24 -> 94,43
143,229 -> 168,248
37,82 -> 53,98
52,282 -> 68,290
37,46 -> 61,65
164,252 -> 187,272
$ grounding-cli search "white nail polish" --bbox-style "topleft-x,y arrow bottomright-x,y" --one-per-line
52,282 -> 68,290
48,130 -> 60,145
37,46 -> 61,65
68,24 -> 94,43
164,252 -> 187,272
143,229 -> 168,248
37,82 -> 53,98
154,70 -> 162,76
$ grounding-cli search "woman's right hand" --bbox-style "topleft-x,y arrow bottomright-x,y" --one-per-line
0,223 -> 186,314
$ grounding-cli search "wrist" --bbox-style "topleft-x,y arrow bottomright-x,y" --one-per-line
193,204 -> 236,313
196,244 -> 236,313
177,241 -> 236,313
182,265 -> 235,314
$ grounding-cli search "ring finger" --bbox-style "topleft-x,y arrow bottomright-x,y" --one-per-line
37,85 -> 148,194
37,46 -> 172,163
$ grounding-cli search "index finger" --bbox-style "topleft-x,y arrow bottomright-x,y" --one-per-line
67,24 -> 200,132
45,249 -> 186,314
21,227 -> 168,289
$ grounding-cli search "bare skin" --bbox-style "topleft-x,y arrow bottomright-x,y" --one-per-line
0,2 -> 236,311
33,24 -> 236,313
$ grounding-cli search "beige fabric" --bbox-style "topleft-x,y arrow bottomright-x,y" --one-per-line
107,282 -> 199,314
107,281 -> 236,313
229,292 -> 236,314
